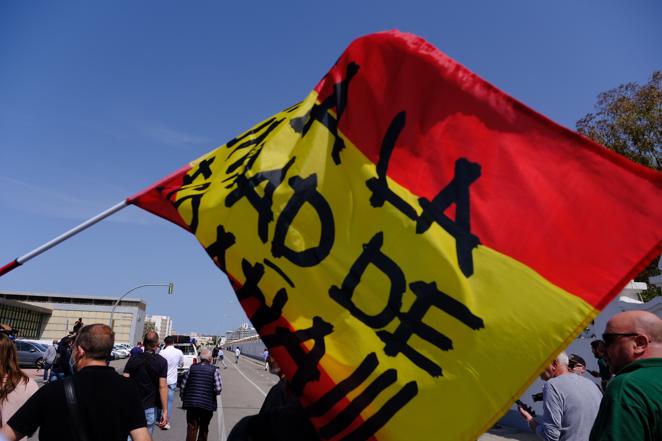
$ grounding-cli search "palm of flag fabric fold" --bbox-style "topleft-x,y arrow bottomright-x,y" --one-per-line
129,31 -> 662,440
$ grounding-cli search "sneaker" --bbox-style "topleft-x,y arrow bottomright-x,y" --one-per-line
162,424 -> 171,430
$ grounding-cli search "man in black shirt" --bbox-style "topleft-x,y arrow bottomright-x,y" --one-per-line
124,330 -> 169,435
0,324 -> 149,441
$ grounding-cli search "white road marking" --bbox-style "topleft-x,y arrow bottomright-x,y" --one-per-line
231,361 -> 268,396
217,392 -> 227,441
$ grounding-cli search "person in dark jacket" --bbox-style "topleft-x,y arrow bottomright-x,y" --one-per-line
50,335 -> 73,381
180,348 -> 222,441
227,355 -> 320,441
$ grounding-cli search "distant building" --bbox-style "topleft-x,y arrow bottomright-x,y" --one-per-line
0,290 -> 146,344
146,314 -> 173,339
189,332 -> 215,345
226,322 -> 257,342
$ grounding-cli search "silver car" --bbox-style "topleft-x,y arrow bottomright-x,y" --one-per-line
15,340 -> 47,368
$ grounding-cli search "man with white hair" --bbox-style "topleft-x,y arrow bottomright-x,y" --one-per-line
518,351 -> 602,441
180,348 -> 222,441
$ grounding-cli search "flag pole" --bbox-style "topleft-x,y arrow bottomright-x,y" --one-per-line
0,200 -> 129,277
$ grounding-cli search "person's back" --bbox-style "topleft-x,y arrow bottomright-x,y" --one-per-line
181,362 -> 220,411
44,343 -> 57,365
123,331 -> 168,434
543,373 -> 602,441
51,337 -> 72,379
159,337 -> 184,430
160,344 -> 184,386
180,350 -> 221,441
8,366 -> 145,440
2,324 -> 149,441
124,350 -> 166,410
129,342 -> 143,358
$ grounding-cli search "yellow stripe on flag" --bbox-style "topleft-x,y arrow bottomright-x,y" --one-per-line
173,93 -> 598,439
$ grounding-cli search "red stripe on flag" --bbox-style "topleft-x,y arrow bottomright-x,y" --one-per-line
314,31 -> 662,308
128,165 -> 192,231
226,272 -> 369,440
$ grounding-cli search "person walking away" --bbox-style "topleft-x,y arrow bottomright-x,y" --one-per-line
180,349 -> 222,441
589,311 -> 662,441
0,333 -> 38,428
1,324 -> 150,441
129,341 -> 144,357
235,347 -> 240,363
41,340 -> 58,383
123,331 -> 168,436
218,348 -> 227,369
518,351 -> 602,441
159,336 -> 183,430
263,348 -> 269,371
50,335 -> 73,382
212,346 -> 219,365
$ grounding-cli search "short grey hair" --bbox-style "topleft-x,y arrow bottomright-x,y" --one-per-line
556,351 -> 569,366
199,348 -> 212,362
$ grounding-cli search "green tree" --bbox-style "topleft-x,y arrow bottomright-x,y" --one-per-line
577,71 -> 661,301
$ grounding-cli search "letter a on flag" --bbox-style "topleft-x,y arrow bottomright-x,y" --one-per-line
129,31 -> 661,439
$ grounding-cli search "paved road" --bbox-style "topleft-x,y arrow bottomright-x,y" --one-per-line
23,358 -> 534,440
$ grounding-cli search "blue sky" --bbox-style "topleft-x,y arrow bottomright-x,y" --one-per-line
1,1 -> 660,334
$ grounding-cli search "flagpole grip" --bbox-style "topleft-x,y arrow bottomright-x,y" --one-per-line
0,201 -> 131,279
0,260 -> 21,277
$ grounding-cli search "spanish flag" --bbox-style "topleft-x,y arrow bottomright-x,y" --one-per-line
129,31 -> 662,440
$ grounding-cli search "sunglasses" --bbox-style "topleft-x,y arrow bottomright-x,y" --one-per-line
602,332 -> 639,347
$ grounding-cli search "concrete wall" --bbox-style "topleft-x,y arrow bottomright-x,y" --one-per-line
26,302 -> 145,344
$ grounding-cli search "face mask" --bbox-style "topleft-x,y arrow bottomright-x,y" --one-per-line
71,346 -> 82,372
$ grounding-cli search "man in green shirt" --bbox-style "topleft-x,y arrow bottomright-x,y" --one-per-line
589,310 -> 662,441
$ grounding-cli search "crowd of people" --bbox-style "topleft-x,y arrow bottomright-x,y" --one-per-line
0,309 -> 658,440
0,322 -> 224,441
517,310 -> 662,440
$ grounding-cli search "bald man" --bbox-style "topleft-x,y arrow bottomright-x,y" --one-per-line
589,310 -> 662,441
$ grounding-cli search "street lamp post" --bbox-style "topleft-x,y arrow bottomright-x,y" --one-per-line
109,283 -> 174,330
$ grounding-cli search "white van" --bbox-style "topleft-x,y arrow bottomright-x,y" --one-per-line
174,341 -> 198,383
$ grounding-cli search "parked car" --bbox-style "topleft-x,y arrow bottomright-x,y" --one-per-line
15,340 -> 47,368
112,345 -> 129,359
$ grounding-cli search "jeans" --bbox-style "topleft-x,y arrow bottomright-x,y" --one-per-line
49,371 -> 65,382
144,407 -> 158,435
42,362 -> 52,381
128,408 -> 159,440
167,383 -> 176,418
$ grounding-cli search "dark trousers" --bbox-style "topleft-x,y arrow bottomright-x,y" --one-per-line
186,408 -> 213,441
